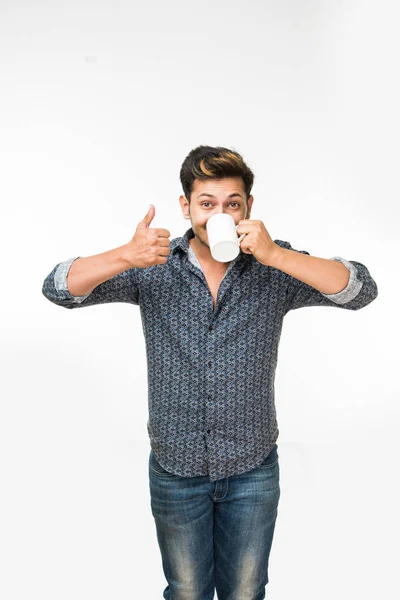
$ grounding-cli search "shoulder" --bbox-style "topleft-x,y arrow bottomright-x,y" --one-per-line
273,239 -> 291,250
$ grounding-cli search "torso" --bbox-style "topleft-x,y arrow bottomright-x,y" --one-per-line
189,238 -> 230,309
199,263 -> 229,309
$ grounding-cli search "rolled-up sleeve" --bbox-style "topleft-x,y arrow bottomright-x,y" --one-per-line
54,257 -> 92,304
320,257 -> 363,305
279,242 -> 378,313
42,257 -> 141,309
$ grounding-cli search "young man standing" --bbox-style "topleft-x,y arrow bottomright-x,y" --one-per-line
42,145 -> 378,600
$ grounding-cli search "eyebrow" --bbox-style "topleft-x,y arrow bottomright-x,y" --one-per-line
197,193 -> 244,200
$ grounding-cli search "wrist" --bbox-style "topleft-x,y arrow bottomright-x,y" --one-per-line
119,244 -> 137,268
266,244 -> 285,269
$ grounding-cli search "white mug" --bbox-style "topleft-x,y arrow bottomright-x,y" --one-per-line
206,213 -> 246,262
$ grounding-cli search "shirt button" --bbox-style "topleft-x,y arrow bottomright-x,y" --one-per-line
208,325 -> 212,331
208,361 -> 211,367
206,429 -> 211,434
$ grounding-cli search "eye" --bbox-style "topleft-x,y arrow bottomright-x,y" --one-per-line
201,202 -> 240,208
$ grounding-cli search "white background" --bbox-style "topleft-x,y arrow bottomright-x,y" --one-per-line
1,1 -> 398,598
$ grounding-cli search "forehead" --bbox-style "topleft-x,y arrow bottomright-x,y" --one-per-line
192,177 -> 245,196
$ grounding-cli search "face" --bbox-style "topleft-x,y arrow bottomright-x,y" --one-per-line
179,177 -> 254,252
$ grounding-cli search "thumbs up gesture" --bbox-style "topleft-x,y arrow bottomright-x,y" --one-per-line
124,205 -> 171,268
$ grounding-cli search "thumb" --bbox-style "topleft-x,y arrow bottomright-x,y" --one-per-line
139,204 -> 155,228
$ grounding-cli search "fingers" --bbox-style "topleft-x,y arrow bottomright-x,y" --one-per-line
143,226 -> 171,238
153,228 -> 171,238
136,204 -> 171,244
157,245 -> 171,256
157,238 -> 171,247
139,204 -> 155,228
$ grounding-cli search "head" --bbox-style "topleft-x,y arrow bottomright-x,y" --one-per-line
179,145 -> 255,252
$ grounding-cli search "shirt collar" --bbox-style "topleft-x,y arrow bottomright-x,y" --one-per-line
171,227 -> 195,255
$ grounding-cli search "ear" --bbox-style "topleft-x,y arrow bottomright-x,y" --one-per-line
179,194 -> 191,219
246,195 -> 254,218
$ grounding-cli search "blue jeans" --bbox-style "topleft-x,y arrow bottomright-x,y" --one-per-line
148,443 -> 280,600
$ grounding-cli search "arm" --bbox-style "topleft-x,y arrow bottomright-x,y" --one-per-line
271,246 -> 352,295
66,244 -> 133,297
42,244 -> 140,309
271,240 -> 378,313
42,204 -> 171,310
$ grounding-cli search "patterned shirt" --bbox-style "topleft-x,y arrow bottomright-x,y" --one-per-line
42,227 -> 378,481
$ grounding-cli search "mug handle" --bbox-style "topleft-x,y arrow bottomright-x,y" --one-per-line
236,224 -> 247,243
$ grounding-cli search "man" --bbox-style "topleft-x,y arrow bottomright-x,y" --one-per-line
42,145 -> 378,600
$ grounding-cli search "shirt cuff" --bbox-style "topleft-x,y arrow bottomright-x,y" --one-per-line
321,256 -> 363,304
54,257 -> 92,303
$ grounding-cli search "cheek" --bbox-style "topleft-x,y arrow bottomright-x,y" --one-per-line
192,214 -> 209,229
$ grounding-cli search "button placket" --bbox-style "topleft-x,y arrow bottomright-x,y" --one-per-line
205,328 -> 214,437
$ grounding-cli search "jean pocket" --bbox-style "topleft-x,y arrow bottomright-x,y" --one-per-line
149,449 -> 178,478
258,444 -> 279,469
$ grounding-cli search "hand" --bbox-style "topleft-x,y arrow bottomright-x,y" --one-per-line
124,205 -> 171,268
236,219 -> 279,266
